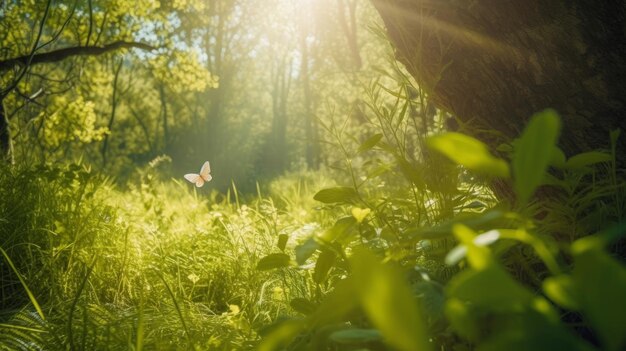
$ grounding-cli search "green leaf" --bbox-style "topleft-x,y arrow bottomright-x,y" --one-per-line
367,164 -> 390,179
610,129 -> 621,150
309,278 -> 359,326
512,109 -> 561,206
477,310 -> 595,351
0,247 -> 45,321
542,275 -> 579,310
313,187 -> 359,204
277,234 -> 288,252
318,216 -> 357,243
565,151 -> 612,169
351,207 -> 371,223
295,237 -> 320,265
289,298 -> 317,315
452,224 -> 492,269
358,133 -> 383,153
447,265 -> 535,310
329,328 -> 382,344
256,253 -> 291,271
572,248 -> 626,351
426,132 -> 509,178
257,319 -> 306,351
350,249 -> 431,351
445,298 -> 480,341
313,249 -> 336,283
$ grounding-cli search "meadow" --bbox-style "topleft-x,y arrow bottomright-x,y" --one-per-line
2,108 -> 625,350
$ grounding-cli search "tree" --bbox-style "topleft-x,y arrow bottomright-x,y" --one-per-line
0,0 -> 157,161
371,1 -> 626,165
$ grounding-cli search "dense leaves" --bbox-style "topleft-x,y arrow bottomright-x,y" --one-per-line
512,109 -> 562,205
1,2 -> 624,351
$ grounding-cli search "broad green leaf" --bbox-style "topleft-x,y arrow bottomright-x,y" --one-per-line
277,234 -> 288,252
452,224 -> 492,269
256,253 -> 291,271
565,151 -> 612,169
542,275 -> 579,310
257,318 -> 305,351
573,248 -> 626,351
358,133 -> 383,153
512,109 -> 561,206
367,164 -> 390,179
313,187 -> 359,204
318,216 -> 357,243
445,298 -> 480,341
426,132 -> 509,178
477,310 -> 595,351
445,228 -> 500,268
290,298 -> 317,315
309,278 -> 358,326
447,264 -> 535,311
329,328 -> 382,344
351,207 -> 371,223
446,224 -> 533,311
350,249 -> 431,351
295,237 -> 320,265
413,280 -> 446,324
377,141 -> 397,154
313,249 -> 336,283
406,210 -> 509,240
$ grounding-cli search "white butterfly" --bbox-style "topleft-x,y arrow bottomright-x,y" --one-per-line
184,161 -> 212,187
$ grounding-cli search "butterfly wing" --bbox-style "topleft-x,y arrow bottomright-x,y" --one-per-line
199,161 -> 211,182
184,173 -> 204,187
194,177 -> 205,187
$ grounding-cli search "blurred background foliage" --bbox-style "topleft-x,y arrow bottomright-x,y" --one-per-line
1,0 -> 413,192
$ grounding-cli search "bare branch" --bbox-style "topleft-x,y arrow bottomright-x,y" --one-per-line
0,41 -> 157,72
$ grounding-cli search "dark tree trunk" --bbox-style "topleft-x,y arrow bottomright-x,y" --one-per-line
0,97 -> 10,161
371,0 -> 626,162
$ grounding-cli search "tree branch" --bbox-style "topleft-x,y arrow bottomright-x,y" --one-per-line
0,41 -> 156,71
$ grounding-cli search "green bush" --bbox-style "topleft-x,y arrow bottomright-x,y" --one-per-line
257,104 -> 626,351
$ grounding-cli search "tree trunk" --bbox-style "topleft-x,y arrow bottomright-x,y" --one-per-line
267,55 -> 292,175
371,1 -> 626,163
337,0 -> 362,69
101,59 -> 123,167
158,83 -> 169,151
0,97 -> 11,162
299,16 -> 321,170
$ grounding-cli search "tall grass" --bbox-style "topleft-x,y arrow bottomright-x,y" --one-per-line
0,160 -> 336,350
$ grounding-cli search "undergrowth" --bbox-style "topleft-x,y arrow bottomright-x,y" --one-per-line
0,161 -> 337,350
0,76 -> 624,351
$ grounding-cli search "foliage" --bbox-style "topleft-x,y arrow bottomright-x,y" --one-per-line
255,98 -> 625,351
1,1 -> 624,351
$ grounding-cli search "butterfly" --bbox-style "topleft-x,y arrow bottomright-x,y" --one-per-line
184,161 -> 212,187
